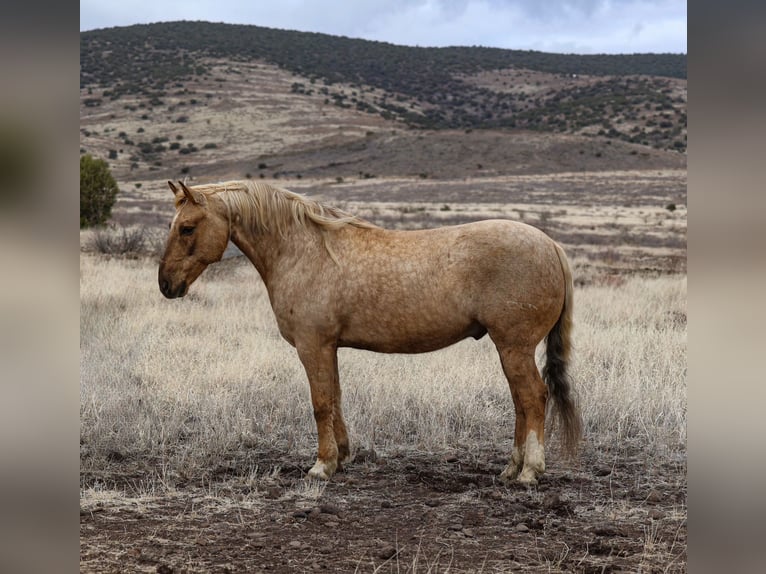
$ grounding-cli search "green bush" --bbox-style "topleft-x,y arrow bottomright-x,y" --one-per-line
80,154 -> 119,228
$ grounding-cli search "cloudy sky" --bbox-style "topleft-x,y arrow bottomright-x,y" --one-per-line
79,0 -> 686,54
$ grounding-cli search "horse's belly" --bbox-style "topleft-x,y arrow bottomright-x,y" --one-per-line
339,314 -> 486,354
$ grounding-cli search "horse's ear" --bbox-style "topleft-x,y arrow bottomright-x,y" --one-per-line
178,181 -> 205,206
167,181 -> 179,196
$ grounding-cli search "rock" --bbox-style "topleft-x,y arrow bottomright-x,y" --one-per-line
265,486 -> 282,499
354,448 -> 378,463
514,523 -> 529,532
425,499 -> 441,507
288,540 -> 302,548
462,509 -> 485,527
542,492 -> 570,514
648,509 -> 666,520
377,545 -> 397,560
156,565 -> 173,574
320,503 -> 341,515
594,466 -> 612,477
106,449 -> 126,462
646,489 -> 663,503
542,492 -> 563,510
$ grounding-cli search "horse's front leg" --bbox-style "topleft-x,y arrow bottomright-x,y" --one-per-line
296,340 -> 343,480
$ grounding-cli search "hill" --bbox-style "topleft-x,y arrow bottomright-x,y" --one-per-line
80,21 -> 686,156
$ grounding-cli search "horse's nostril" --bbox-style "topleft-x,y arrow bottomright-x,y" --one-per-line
160,279 -> 170,295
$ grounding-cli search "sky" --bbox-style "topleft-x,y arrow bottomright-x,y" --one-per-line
79,0 -> 686,54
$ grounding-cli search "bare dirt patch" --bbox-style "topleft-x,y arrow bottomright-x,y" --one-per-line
81,443 -> 686,573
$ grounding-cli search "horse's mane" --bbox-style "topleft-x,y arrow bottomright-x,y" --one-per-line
192,180 -> 379,237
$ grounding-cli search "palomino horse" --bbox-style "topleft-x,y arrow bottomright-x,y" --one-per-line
159,180 -> 581,484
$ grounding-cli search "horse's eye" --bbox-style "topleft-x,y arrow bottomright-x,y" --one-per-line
180,226 -> 195,236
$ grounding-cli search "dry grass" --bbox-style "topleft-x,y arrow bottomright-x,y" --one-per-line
80,253 -> 686,482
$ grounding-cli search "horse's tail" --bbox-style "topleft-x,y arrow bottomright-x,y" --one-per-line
543,241 -> 583,457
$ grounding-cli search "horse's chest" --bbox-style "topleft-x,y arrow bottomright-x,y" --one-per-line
269,294 -> 341,346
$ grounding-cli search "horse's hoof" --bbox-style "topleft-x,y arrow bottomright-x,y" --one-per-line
338,448 -> 352,465
517,467 -> 540,485
307,459 -> 336,480
499,464 -> 521,483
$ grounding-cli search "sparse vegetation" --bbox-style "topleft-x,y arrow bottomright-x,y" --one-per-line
89,224 -> 153,255
80,22 -> 686,151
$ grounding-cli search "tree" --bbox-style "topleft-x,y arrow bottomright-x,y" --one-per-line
80,154 -> 119,228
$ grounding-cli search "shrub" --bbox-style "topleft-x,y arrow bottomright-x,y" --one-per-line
90,225 -> 148,255
80,154 -> 119,228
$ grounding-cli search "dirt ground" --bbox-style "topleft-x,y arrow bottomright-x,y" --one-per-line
80,441 -> 686,573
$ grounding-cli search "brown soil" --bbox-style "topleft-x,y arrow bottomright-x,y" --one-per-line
80,443 -> 686,573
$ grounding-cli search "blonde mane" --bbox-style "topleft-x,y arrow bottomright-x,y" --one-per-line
192,180 -> 378,237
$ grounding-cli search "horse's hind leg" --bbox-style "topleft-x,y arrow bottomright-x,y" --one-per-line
496,346 -> 549,484
502,385 -> 526,481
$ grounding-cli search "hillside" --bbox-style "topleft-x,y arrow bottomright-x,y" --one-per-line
80,21 -> 686,155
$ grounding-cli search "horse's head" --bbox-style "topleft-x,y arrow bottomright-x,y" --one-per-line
158,181 -> 230,298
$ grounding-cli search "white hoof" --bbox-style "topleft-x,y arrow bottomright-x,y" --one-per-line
499,463 -> 521,483
499,445 -> 524,483
307,459 -> 336,480
517,431 -> 545,485
517,467 -> 539,485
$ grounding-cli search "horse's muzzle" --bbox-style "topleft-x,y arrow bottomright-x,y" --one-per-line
159,278 -> 187,299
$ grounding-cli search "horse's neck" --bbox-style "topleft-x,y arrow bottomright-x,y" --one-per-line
230,222 -> 321,283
